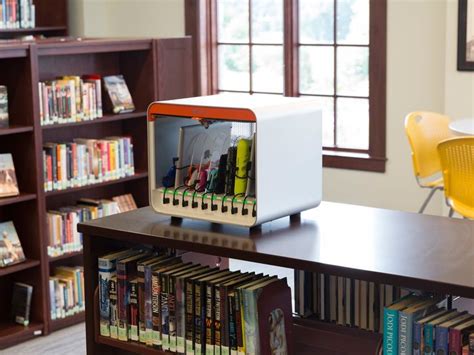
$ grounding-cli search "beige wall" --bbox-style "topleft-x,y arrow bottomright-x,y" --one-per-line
70,0 -> 473,216
68,0 -> 185,38
324,0 -> 447,215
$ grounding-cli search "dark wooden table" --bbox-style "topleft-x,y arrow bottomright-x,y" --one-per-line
79,202 -> 474,354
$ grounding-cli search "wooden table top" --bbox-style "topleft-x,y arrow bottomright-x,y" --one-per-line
78,202 -> 474,298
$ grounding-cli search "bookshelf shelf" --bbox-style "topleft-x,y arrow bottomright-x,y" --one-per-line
97,336 -> 169,355
44,171 -> 149,198
48,251 -> 83,263
0,193 -> 36,207
0,259 -> 40,277
50,312 -> 85,332
0,125 -> 34,136
0,322 -> 44,350
0,36 -> 194,349
79,203 -> 474,354
41,112 -> 147,130
0,26 -> 67,35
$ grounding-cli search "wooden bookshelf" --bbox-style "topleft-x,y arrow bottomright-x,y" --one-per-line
0,0 -> 68,40
78,203 -> 474,354
0,37 -> 193,349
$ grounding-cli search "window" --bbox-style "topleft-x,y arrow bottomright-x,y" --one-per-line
185,0 -> 387,172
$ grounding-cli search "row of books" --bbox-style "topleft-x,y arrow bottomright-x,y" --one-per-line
47,194 -> 137,257
383,294 -> 474,355
39,75 -> 103,126
295,271 -> 413,333
0,0 -> 35,29
42,136 -> 135,192
98,248 -> 292,354
49,266 -> 85,320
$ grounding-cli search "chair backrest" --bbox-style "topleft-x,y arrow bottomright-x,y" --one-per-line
404,111 -> 452,180
437,137 -> 474,210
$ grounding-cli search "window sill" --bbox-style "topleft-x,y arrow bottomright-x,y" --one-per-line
323,150 -> 387,173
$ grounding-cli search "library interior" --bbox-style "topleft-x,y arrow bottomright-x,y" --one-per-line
0,0 -> 473,354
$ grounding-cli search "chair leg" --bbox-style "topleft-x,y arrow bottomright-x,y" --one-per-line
418,187 -> 440,214
449,208 -> 454,217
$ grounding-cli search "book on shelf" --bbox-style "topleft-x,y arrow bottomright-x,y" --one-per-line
98,247 -> 293,355
0,85 -> 8,128
0,0 -> 35,29
0,221 -> 25,267
103,75 -> 135,114
294,270 -> 474,355
39,75 -> 103,126
49,266 -> 84,320
42,136 -> 135,192
11,282 -> 33,326
0,153 -> 19,198
113,193 -> 138,213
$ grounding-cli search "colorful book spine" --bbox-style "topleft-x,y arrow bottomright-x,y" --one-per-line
413,321 -> 423,355
137,262 -> 147,343
205,281 -> 215,355
129,279 -> 139,341
168,273 -> 178,353
151,272 -> 162,347
194,280 -> 204,355
185,277 -> 195,355
435,325 -> 450,354
228,293 -> 237,354
214,284 -> 223,355
383,307 -> 399,354
235,290 -> 244,355
144,263 -> 156,345
117,261 -> 128,341
98,256 -> 115,337
161,272 -> 171,351
109,277 -> 119,339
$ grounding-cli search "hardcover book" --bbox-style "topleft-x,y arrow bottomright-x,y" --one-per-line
11,282 -> 33,326
423,310 -> 462,354
435,313 -> 474,355
0,85 -> 8,128
98,248 -> 141,337
0,154 -> 19,198
129,278 -> 139,341
109,277 -> 119,339
383,294 -> 418,355
398,298 -> 439,355
0,221 -> 25,267
175,266 -> 213,355
449,318 -> 474,355
412,308 -> 449,355
103,75 -> 135,114
117,251 -> 152,341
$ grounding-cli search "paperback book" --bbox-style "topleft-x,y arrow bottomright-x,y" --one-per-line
103,75 -> 135,114
0,153 -> 19,198
0,221 -> 25,267
11,282 -> 33,326
0,85 -> 8,128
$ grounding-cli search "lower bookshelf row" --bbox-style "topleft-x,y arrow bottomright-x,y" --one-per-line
95,318 -> 383,355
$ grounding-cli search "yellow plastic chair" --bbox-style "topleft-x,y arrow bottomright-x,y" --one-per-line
404,112 -> 453,213
437,137 -> 474,219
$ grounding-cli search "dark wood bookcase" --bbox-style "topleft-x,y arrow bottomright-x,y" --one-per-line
0,0 -> 68,39
0,37 -> 193,349
78,203 -> 474,354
